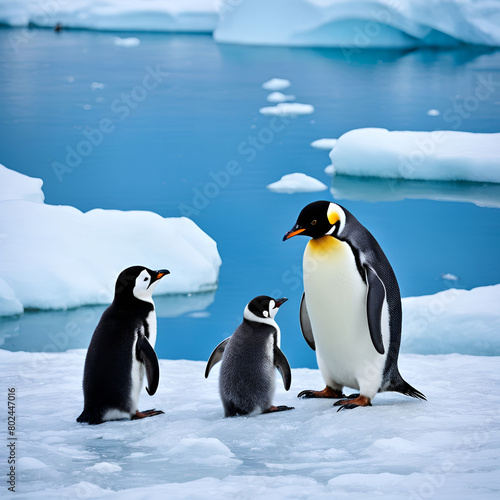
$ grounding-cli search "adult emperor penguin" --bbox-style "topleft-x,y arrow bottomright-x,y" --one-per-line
283,201 -> 425,410
205,296 -> 294,417
77,266 -> 169,424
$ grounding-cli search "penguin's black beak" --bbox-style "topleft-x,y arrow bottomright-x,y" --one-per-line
283,224 -> 306,241
153,269 -> 170,282
274,298 -> 288,308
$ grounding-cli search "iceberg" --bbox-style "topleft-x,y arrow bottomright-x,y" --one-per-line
402,284 -> 500,356
267,173 -> 328,193
310,138 -> 338,150
260,103 -> 314,116
0,165 -> 221,316
329,128 -> 500,183
266,92 -> 296,103
1,347 -> 499,499
0,0 -> 219,32
215,0 -> 500,48
261,78 -> 291,91
113,36 -> 141,47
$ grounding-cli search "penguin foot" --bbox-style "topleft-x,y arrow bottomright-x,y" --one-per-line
298,386 -> 344,399
132,409 -> 164,420
263,405 -> 295,414
334,395 -> 372,411
345,393 -> 360,399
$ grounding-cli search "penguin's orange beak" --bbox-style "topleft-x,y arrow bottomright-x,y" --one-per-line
283,226 -> 306,241
155,269 -> 170,281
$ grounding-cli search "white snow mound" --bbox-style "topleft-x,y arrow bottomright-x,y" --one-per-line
267,173 -> 328,194
329,128 -> 500,183
260,103 -> 314,116
0,164 -> 221,316
215,0 -> 500,47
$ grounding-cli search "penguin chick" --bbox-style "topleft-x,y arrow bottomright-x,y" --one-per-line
284,201 -> 426,410
77,266 -> 169,424
205,295 -> 294,417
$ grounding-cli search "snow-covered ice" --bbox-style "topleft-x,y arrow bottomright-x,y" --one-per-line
329,128 -> 500,183
402,284 -> 500,356
113,37 -> 140,47
261,78 -> 291,91
214,0 -> 500,48
311,138 -> 338,150
267,173 -> 328,194
266,92 -> 296,103
0,165 -> 221,316
259,103 -> 314,116
0,0 -> 219,33
1,347 -> 499,499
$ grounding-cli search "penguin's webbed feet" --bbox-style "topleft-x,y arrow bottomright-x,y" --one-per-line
334,395 -> 372,411
132,408 -> 164,420
297,386 -> 345,399
263,405 -> 295,414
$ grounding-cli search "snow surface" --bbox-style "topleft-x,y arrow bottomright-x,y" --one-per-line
0,0 -> 218,33
311,138 -> 338,150
267,173 -> 328,194
259,103 -> 314,116
329,128 -> 500,183
214,0 -> 500,47
2,348 -> 500,499
261,78 -> 291,91
402,284 -> 500,356
0,165 -> 221,316
266,92 -> 296,103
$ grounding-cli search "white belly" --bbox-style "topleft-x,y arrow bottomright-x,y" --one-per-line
146,310 -> 157,348
303,237 -> 387,397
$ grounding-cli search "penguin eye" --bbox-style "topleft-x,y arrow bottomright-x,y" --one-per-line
311,220 -> 317,225
144,277 -> 149,282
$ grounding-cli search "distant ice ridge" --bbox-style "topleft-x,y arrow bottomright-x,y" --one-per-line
0,0 -> 218,32
402,284 -> 500,355
329,128 -> 500,183
215,0 -> 500,47
267,173 -> 328,194
0,164 -> 221,316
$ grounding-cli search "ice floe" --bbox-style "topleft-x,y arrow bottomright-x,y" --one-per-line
266,92 -> 296,103
267,173 -> 327,194
261,78 -> 291,91
310,138 -> 338,150
259,103 -> 314,116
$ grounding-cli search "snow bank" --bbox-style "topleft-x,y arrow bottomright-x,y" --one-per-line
260,103 -> 314,116
329,128 -> 500,183
402,284 -> 500,356
215,0 -> 500,47
267,173 -> 327,194
0,164 -> 44,203
0,165 -> 221,316
2,348 -> 499,499
0,0 -> 218,32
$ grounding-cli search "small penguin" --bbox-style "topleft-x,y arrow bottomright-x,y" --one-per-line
283,201 -> 425,410
77,266 -> 169,424
205,296 -> 294,417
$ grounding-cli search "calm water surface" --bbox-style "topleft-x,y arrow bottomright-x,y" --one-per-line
1,29 -> 499,366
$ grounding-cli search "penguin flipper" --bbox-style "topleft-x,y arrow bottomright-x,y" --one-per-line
137,335 -> 160,396
299,293 -> 315,351
274,345 -> 292,391
364,265 -> 385,355
205,337 -> 230,378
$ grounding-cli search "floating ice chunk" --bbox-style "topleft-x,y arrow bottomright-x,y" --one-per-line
259,103 -> 314,116
324,164 -> 335,175
402,284 -> 500,355
18,457 -> 49,470
266,92 -> 296,103
167,438 -> 242,466
0,164 -> 221,315
85,462 -> 122,474
441,273 -> 459,281
329,128 -> 500,183
267,173 -> 327,194
113,37 -> 141,47
427,109 -> 440,116
262,78 -> 291,91
91,82 -> 104,90
310,138 -> 338,150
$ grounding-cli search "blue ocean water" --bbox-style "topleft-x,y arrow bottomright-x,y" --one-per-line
0,29 -> 499,367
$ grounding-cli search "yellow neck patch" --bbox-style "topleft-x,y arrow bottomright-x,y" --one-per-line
307,235 -> 342,258
327,205 -> 340,225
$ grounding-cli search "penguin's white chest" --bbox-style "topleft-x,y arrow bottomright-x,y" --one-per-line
303,237 -> 387,394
